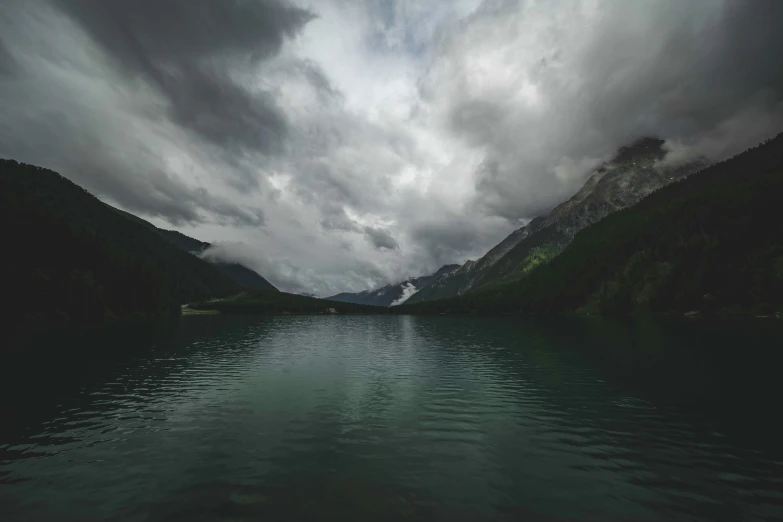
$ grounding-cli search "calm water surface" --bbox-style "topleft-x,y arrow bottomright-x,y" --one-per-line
1,315 -> 782,521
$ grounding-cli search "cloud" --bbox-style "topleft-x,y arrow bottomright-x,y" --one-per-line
363,225 -> 399,251
390,282 -> 417,306
53,0 -> 313,154
421,0 -> 783,218
199,241 -> 389,296
410,212 -> 503,266
657,96 -> 783,169
0,1 -> 280,226
1,0 -> 782,295
0,38 -> 17,76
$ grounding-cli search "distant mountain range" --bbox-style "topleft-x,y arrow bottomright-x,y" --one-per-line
327,264 -> 460,306
406,137 -> 705,304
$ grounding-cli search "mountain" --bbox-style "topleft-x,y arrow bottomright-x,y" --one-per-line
406,138 -> 705,304
0,159 -> 269,332
328,264 -> 460,307
112,205 -> 277,295
207,263 -> 277,294
401,132 -> 783,316
156,229 -> 278,294
155,229 -> 208,253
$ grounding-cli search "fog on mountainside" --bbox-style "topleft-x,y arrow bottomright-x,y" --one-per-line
156,230 -> 279,294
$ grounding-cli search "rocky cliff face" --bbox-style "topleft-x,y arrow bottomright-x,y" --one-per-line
406,138 -> 706,303
327,264 -> 461,307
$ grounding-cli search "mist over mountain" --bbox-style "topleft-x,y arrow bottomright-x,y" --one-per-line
156,230 -> 278,294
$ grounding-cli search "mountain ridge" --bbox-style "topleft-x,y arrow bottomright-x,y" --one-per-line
401,132 -> 783,316
328,264 -> 460,307
0,159 -> 277,335
406,137 -> 706,303
155,229 -> 278,294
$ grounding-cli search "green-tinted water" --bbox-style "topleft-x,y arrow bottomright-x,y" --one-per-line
1,315 -> 782,521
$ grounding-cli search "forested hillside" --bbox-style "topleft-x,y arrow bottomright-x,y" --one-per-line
0,160 -> 242,331
401,133 -> 783,316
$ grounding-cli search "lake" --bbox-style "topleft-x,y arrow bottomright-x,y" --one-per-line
1,315 -> 782,521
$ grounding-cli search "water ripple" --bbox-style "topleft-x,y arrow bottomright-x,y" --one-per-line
1,316 -> 782,521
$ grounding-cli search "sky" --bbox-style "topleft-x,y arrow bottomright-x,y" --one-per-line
1,0 -> 782,295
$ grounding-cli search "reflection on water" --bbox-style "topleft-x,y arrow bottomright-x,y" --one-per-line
1,315 -> 782,521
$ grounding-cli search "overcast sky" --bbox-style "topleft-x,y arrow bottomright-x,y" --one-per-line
2,0 -> 782,295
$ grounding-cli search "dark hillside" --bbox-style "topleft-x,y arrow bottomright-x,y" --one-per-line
0,160 -> 241,332
156,229 -> 278,294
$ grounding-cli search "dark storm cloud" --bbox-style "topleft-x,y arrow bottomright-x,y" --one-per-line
0,68 -> 265,228
575,0 -> 783,140
0,0 -> 309,229
0,38 -> 17,76
93,163 -> 267,228
431,0 -> 783,220
296,59 -> 343,103
474,156 -> 562,221
3,0 -> 783,294
319,202 -> 361,233
151,62 -> 288,154
363,225 -> 399,251
3,118 -> 265,227
411,215 -> 488,267
448,99 -> 505,147
54,0 -> 314,153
